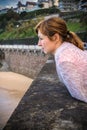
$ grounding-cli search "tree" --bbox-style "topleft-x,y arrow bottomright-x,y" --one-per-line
0,16 -> 8,31
20,11 -> 27,19
6,8 -> 20,21
38,2 -> 44,8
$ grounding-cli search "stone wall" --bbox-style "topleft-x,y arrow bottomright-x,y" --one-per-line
4,50 -> 49,79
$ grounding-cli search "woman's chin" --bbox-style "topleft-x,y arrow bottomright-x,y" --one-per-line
42,49 -> 46,54
42,49 -> 49,54
43,50 -> 47,54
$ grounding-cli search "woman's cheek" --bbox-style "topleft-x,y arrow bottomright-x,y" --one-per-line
42,40 -> 44,44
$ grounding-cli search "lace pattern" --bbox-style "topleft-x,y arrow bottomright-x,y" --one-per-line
54,42 -> 87,103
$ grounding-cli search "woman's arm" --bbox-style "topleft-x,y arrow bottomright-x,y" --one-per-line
58,61 -> 87,103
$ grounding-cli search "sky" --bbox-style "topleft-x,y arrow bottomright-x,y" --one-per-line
0,0 -> 38,9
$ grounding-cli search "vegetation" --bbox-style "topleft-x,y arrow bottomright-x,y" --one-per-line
0,8 -> 87,40
67,20 -> 87,32
0,16 -> 44,40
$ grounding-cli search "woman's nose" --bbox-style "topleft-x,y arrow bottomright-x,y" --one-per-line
38,41 -> 42,46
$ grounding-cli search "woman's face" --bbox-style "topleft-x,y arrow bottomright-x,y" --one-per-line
38,30 -> 57,54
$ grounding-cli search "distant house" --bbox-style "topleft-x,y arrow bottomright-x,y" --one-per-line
79,0 -> 87,11
38,0 -> 52,8
0,0 -> 59,14
0,0 -> 86,15
38,0 -> 58,8
17,0 -> 58,13
58,0 -> 79,12
17,1 -> 39,13
26,1 -> 38,11
17,1 -> 26,13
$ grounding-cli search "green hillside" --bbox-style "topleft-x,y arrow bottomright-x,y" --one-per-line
0,8 -> 86,40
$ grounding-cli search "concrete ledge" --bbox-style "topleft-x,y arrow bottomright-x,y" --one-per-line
3,56 -> 87,130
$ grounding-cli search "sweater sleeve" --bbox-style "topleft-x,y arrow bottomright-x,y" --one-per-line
58,61 -> 87,103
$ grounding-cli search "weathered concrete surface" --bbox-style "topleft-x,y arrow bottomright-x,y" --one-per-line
3,56 -> 87,130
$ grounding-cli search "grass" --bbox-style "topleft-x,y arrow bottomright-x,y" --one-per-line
67,21 -> 87,32
0,20 -> 86,40
0,28 -> 36,40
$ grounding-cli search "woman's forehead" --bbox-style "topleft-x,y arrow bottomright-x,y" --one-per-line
38,30 -> 43,36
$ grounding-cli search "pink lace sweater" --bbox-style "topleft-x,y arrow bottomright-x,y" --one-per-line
54,42 -> 87,103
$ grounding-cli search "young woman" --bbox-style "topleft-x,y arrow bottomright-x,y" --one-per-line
35,17 -> 87,103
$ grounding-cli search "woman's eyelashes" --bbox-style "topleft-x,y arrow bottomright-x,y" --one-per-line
39,37 -> 43,40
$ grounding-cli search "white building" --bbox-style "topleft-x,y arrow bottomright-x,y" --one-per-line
38,0 -> 58,8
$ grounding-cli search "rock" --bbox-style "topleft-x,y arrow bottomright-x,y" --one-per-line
0,60 -> 10,71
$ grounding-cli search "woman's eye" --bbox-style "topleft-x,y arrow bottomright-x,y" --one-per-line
39,38 -> 43,40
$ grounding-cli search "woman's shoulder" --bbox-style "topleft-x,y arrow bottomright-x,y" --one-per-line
57,42 -> 83,63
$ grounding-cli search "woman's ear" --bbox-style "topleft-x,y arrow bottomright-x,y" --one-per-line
52,33 -> 59,42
